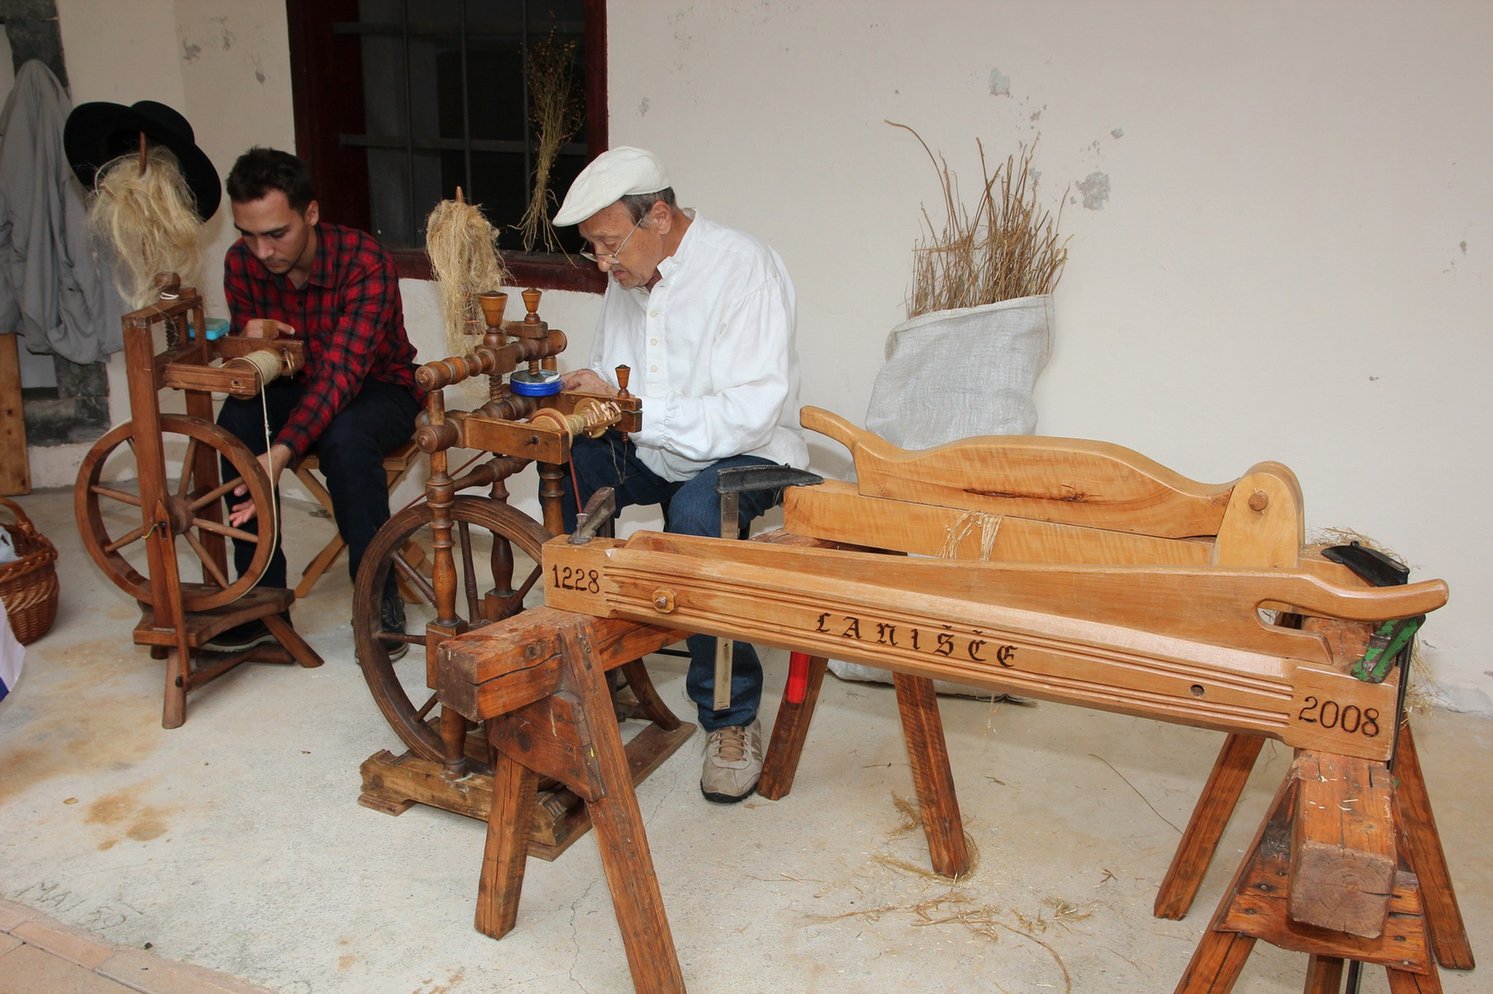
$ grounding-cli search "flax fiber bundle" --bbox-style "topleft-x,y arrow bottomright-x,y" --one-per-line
87,145 -> 202,308
424,197 -> 511,357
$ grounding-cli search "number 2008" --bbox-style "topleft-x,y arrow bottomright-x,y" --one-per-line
1297,696 -> 1380,738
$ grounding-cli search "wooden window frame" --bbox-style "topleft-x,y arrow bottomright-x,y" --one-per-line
284,0 -> 607,293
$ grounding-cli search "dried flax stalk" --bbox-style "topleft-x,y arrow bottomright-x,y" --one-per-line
518,31 -> 582,254
888,121 -> 1069,318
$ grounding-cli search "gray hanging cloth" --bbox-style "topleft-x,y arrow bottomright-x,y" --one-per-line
0,60 -> 118,364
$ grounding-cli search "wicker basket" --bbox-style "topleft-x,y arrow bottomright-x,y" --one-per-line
0,497 -> 59,645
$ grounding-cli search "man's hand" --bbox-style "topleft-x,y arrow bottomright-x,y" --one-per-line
561,368 -> 616,396
241,318 -> 297,339
229,443 -> 294,527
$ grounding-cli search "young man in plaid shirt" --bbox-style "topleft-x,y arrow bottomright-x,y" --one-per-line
213,147 -> 421,654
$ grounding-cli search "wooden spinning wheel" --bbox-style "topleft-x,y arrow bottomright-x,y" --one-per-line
353,495 -> 549,763
76,414 -> 277,611
72,279 -> 323,728
350,289 -> 696,858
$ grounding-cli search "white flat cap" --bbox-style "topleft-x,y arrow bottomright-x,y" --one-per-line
553,146 -> 671,226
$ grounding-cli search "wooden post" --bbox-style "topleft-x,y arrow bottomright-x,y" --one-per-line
0,334 -> 28,495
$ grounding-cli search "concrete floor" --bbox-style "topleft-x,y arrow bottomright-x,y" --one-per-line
1,483 -> 1488,994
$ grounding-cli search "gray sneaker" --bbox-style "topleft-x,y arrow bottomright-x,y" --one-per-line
700,720 -> 763,803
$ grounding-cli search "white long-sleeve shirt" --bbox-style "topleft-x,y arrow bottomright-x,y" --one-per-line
587,212 -> 809,482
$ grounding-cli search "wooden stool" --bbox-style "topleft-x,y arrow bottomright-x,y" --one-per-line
292,439 -> 423,598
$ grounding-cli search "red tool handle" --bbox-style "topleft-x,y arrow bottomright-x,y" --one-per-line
785,651 -> 811,704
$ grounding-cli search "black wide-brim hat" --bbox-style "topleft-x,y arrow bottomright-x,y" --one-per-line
63,99 -> 221,221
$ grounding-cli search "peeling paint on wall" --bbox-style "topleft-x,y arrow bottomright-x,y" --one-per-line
988,67 -> 1010,97
1075,171 -> 1110,210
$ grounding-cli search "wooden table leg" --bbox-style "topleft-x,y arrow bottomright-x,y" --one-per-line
1304,955 -> 1345,993
1173,928 -> 1255,994
892,672 -> 969,878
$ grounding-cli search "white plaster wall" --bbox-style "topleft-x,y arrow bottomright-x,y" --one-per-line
604,1 -> 1493,713
43,0 -> 1493,711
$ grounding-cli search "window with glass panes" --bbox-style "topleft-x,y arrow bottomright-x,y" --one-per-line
287,0 -> 607,291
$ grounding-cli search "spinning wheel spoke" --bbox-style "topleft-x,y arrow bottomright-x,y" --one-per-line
183,531 -> 232,588
412,691 -> 439,722
76,415 -> 276,611
392,548 -> 436,605
177,438 -> 201,500
89,483 -> 142,508
354,495 -> 550,762
512,560 -> 543,602
103,523 -> 149,554
186,476 -> 244,512
191,515 -> 260,544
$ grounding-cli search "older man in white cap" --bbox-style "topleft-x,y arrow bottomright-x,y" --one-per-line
554,146 -> 809,803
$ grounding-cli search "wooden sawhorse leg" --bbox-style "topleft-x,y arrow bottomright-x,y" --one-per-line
891,671 -> 970,877
1174,754 -> 1441,994
1154,732 -> 1263,919
1394,723 -> 1474,970
758,652 -> 828,799
759,655 -> 969,878
473,619 -> 685,994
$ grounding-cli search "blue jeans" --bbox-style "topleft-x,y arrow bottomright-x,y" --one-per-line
217,377 -> 419,595
561,432 -> 784,731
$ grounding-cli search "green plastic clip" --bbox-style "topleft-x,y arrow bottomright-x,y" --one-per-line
1350,615 -> 1423,683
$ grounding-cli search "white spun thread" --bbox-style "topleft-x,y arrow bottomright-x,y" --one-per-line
225,350 -> 283,575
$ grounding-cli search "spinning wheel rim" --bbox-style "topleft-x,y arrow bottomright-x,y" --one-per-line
74,415 -> 277,611
353,495 -> 551,762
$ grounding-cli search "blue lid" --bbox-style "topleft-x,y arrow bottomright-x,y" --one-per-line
188,316 -> 231,340
510,370 -> 562,396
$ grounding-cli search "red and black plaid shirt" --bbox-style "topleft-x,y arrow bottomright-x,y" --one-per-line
223,222 -> 421,457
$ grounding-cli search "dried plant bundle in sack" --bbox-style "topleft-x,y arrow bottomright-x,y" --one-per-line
887,121 -> 1068,318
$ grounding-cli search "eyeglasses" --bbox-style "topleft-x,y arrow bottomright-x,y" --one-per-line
579,215 -> 645,264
